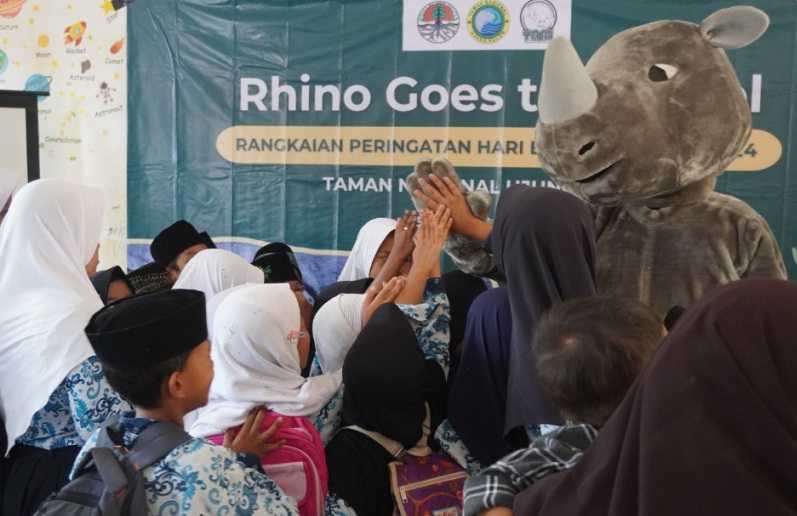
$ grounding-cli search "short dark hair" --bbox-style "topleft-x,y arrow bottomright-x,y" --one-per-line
101,350 -> 192,409
534,297 -> 663,426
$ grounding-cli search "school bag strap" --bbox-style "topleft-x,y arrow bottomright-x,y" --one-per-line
35,416 -> 193,516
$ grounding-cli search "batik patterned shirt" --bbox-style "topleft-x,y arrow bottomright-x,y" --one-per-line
397,278 -> 451,376
71,413 -> 300,516
16,355 -> 132,449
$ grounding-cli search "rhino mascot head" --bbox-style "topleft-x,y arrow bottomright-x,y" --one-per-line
535,6 -> 768,205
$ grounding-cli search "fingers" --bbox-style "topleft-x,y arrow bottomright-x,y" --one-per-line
413,189 -> 440,211
429,175 -> 457,201
441,176 -> 462,198
263,440 -> 286,454
374,276 -> 405,304
258,416 -> 282,444
417,177 -> 447,205
223,430 -> 233,448
240,409 -> 256,436
403,211 -> 419,238
364,280 -> 383,305
251,408 -> 266,437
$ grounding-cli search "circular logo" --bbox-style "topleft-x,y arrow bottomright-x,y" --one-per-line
417,2 -> 460,44
0,49 -> 8,76
521,0 -> 557,42
467,1 -> 509,44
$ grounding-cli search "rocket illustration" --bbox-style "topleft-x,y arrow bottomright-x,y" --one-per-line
64,21 -> 87,46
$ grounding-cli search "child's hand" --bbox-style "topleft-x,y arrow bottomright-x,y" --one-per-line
390,211 -> 418,260
412,205 -> 453,276
223,409 -> 285,457
362,276 -> 406,327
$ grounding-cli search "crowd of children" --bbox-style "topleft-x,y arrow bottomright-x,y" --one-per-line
0,177 -> 794,515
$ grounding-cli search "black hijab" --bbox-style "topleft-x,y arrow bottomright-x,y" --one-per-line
90,266 -> 134,304
489,185 -> 596,430
440,270 -> 488,371
252,242 -> 304,284
448,287 -> 521,465
328,303 -> 447,516
515,278 -> 797,516
341,303 -> 447,446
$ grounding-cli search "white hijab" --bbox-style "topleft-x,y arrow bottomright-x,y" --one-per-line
189,284 -> 342,437
172,248 -> 264,300
0,179 -> 104,449
337,218 -> 396,281
312,293 -> 365,373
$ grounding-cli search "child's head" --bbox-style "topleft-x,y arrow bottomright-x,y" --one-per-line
85,289 -> 214,415
534,296 -> 664,427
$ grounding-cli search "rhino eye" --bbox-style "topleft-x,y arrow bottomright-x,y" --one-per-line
649,64 -> 678,82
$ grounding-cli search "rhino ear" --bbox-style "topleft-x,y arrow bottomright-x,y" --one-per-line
701,6 -> 769,49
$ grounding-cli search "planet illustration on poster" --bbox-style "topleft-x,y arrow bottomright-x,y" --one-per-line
0,0 -> 26,19
24,73 -> 52,102
0,49 -> 8,76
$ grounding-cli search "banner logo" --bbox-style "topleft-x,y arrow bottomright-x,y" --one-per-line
521,0 -> 557,43
417,2 -> 460,44
467,1 -> 509,44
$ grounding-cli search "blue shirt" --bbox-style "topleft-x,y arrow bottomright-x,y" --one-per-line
16,356 -> 132,449
71,412 -> 300,516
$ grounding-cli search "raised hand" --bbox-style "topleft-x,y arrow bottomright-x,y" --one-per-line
412,205 -> 453,277
390,210 -> 418,261
414,175 -> 491,241
362,276 -> 406,327
223,409 -> 284,458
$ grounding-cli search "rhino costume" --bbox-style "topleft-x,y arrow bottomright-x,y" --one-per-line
408,6 -> 786,317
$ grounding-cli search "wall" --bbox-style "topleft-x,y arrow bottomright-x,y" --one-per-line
0,0 -> 127,268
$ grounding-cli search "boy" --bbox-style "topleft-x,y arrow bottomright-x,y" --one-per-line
150,220 -> 216,282
463,296 -> 664,516
77,289 -> 298,515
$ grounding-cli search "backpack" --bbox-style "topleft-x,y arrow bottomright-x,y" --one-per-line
389,452 -> 468,516
34,416 -> 191,516
207,409 -> 328,516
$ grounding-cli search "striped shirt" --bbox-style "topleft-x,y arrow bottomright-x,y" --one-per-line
463,424 -> 597,516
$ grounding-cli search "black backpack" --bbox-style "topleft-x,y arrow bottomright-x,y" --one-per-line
34,416 -> 191,516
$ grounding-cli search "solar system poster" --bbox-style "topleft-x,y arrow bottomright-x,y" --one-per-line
126,0 -> 797,290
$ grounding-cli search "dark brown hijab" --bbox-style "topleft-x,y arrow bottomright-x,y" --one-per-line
515,278 -> 797,516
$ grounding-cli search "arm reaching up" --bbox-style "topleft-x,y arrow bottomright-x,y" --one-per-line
371,210 -> 417,288
414,175 -> 492,242
396,206 -> 453,304
406,158 -> 495,275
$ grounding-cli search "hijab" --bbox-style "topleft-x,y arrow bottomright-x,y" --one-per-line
90,266 -> 133,304
0,179 -> 104,449
172,248 -> 264,300
313,278 -> 373,317
189,284 -> 342,437
337,218 -> 396,281
489,185 -> 596,430
342,303 -> 446,448
439,270 -> 488,367
515,278 -> 797,516
447,287 -> 517,465
312,293 -> 364,373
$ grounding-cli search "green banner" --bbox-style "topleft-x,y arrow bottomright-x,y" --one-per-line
127,0 -> 797,290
